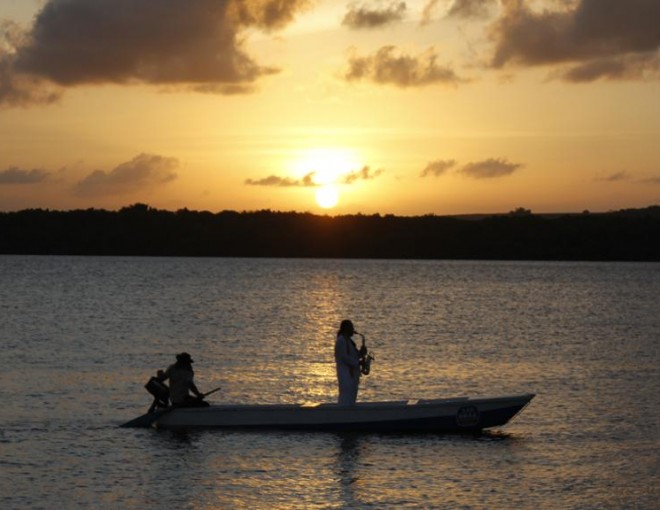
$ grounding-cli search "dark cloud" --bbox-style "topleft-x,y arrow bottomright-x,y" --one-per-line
491,0 -> 660,82
420,159 -> 456,177
344,46 -> 464,87
245,172 -> 316,187
0,0 -> 310,107
0,61 -> 62,107
342,2 -> 407,29
459,158 -> 522,178
230,0 -> 313,30
341,166 -> 384,184
73,153 -> 178,197
0,21 -> 62,107
0,166 -> 51,184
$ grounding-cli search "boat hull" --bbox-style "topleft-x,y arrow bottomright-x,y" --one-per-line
133,394 -> 534,432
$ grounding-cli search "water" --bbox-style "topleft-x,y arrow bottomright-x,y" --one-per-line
1,256 -> 658,509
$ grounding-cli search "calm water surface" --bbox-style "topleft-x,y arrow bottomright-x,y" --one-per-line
1,256 -> 658,509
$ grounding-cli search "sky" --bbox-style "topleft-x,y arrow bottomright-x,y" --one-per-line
0,0 -> 659,216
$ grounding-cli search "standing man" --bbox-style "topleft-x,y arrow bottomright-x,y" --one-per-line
335,320 -> 366,405
158,352 -> 209,407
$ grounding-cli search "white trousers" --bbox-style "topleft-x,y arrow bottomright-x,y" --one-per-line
336,364 -> 359,405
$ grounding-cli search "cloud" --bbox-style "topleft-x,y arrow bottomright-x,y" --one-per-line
229,0 -> 313,30
344,46 -> 465,87
447,0 -> 495,19
246,167 -> 384,187
420,159 -> 457,177
0,166 -> 51,184
0,21 -> 62,107
0,0 -> 310,107
420,0 -> 441,26
343,2 -> 407,29
459,158 -> 522,178
73,153 -> 178,197
420,157 -> 521,178
597,172 -> 660,185
490,0 -> 660,82
421,0 -> 495,25
596,171 -> 631,182
0,61 -> 62,107
245,172 -> 316,187
561,53 -> 660,83
341,166 -> 384,184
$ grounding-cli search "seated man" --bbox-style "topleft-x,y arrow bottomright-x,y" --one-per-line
146,369 -> 170,413
157,352 -> 209,408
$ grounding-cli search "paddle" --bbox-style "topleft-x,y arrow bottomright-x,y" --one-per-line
200,387 -> 222,399
120,386 -> 222,428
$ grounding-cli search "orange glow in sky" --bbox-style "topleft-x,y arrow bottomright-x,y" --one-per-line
0,0 -> 659,215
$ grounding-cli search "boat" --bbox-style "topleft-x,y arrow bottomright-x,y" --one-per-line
120,393 -> 535,432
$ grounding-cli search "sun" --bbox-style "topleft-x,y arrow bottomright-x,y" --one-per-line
289,147 -> 364,210
315,185 -> 339,209
291,147 -> 362,184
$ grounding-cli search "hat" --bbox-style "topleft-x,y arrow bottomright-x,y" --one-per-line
340,319 -> 354,334
176,352 -> 194,363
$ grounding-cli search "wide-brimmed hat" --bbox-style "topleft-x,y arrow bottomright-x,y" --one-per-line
176,352 -> 194,363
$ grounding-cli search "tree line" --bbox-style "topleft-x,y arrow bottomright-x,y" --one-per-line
0,204 -> 659,261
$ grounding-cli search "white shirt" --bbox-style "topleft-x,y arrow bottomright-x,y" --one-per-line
163,364 -> 195,404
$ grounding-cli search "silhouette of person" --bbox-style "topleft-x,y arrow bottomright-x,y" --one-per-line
335,320 -> 367,405
157,352 -> 209,408
146,369 -> 170,413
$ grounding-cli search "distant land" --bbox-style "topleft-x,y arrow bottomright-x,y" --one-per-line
1,204 -> 659,261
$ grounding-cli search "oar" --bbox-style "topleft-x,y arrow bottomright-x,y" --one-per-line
120,386 -> 221,428
200,387 -> 222,399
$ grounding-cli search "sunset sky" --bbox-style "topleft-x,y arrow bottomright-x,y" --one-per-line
1,0 -> 659,215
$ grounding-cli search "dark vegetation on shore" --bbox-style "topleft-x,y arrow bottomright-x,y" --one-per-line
1,204 -> 659,261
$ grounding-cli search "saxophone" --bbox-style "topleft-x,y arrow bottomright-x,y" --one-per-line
355,332 -> 375,375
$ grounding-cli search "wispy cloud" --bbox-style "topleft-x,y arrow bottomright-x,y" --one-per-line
596,171 -> 631,182
0,166 -> 51,184
341,166 -> 384,183
594,171 -> 660,185
245,172 -> 316,187
420,159 -> 457,177
246,166 -> 384,187
421,0 -> 495,26
420,0 -> 440,26
447,0 -> 495,19
73,153 -> 178,197
490,0 -> 660,82
459,158 -> 523,178
420,157 -> 522,178
0,0 -> 310,107
342,2 -> 407,30
344,46 -> 465,87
